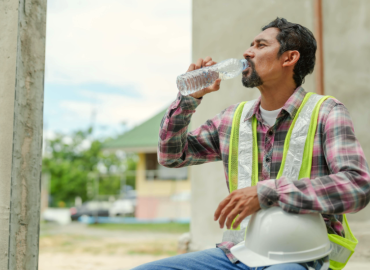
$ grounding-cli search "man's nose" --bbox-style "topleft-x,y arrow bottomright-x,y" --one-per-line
243,49 -> 254,59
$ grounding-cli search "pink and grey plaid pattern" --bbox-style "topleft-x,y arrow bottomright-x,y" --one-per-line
158,86 -> 370,263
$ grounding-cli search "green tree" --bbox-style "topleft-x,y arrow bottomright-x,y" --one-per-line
42,128 -> 137,207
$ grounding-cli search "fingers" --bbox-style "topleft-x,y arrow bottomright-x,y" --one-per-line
215,196 -> 239,229
205,79 -> 221,93
214,187 -> 261,230
204,56 -> 212,62
195,58 -> 204,69
218,203 -> 236,229
220,201 -> 251,229
205,60 -> 217,66
214,195 -> 231,221
187,57 -> 215,73
204,57 -> 217,66
224,207 -> 241,229
231,207 -> 250,229
187,63 -> 196,72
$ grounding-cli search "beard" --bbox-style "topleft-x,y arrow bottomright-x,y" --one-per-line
242,59 -> 263,88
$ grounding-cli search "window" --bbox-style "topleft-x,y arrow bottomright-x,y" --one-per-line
145,153 -> 188,180
145,153 -> 158,171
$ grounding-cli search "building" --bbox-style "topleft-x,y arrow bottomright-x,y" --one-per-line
103,109 -> 191,220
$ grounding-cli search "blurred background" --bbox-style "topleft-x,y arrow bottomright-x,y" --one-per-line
39,0 -> 370,269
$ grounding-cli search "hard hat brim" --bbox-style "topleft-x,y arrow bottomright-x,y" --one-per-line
230,241 -> 332,268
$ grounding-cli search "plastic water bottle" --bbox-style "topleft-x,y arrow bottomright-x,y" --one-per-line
176,58 -> 248,96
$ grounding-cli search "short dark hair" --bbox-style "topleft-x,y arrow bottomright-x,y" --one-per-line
262,17 -> 317,87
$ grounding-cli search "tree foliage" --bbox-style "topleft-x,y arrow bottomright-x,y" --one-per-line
42,128 -> 137,207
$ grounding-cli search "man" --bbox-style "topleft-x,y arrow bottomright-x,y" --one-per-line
133,18 -> 370,270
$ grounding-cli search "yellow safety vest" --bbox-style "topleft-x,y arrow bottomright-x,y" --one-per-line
226,92 -> 358,270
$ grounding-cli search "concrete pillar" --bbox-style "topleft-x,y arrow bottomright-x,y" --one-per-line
0,0 -> 47,269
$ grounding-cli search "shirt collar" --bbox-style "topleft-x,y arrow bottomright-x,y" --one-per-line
244,86 -> 307,122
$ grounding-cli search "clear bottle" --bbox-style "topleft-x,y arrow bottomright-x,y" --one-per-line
176,58 -> 248,96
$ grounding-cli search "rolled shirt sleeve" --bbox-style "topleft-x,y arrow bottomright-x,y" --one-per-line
257,103 -> 370,214
158,92 -> 223,168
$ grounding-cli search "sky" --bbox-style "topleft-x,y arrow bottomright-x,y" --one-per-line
44,0 -> 191,139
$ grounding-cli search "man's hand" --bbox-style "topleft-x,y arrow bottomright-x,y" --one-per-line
214,186 -> 261,229
187,56 -> 221,99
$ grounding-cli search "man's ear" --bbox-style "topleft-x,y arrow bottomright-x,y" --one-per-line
282,50 -> 300,67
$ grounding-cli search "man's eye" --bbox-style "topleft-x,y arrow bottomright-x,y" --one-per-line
258,44 -> 265,47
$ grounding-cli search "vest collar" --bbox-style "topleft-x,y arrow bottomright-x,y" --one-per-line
243,86 -> 307,122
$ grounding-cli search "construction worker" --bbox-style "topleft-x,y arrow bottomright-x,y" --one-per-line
133,17 -> 370,270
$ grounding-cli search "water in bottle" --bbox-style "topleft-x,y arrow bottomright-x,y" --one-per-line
176,58 -> 248,96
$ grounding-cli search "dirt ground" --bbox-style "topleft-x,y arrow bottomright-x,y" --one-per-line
39,222 -> 181,270
39,221 -> 370,270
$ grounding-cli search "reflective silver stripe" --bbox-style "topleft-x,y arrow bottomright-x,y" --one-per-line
238,99 -> 258,190
329,241 -> 352,264
280,94 -> 324,180
221,100 -> 257,244
222,228 -> 246,243
221,216 -> 251,244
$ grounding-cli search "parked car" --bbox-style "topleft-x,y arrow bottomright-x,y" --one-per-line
109,199 -> 135,217
42,208 -> 71,225
125,190 -> 137,207
70,201 -> 112,221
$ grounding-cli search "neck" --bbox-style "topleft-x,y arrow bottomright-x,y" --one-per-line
257,79 -> 297,111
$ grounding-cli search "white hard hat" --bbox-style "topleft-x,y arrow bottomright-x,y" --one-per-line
230,207 -> 332,268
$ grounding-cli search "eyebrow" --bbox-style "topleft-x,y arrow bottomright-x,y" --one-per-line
250,38 -> 269,46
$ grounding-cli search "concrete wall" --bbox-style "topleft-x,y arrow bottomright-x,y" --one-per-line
190,0 -> 370,250
322,0 -> 370,221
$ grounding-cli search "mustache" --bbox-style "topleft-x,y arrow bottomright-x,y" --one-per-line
246,58 -> 255,68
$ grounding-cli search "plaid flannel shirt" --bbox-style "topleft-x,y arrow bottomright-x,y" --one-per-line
158,86 -> 370,263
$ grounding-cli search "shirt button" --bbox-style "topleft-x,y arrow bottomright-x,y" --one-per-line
268,130 -> 273,136
267,199 -> 273,206
265,157 -> 271,163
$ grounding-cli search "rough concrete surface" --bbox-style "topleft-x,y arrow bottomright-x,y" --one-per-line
0,0 -> 47,269
0,0 -> 20,268
344,221 -> 370,269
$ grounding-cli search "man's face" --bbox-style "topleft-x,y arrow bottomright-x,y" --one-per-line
242,27 -> 282,88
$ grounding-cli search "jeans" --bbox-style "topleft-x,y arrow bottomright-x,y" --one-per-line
131,248 -> 308,270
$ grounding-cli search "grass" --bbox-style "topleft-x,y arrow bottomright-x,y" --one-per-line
87,222 -> 190,234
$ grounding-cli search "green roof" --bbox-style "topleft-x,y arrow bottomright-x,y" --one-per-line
103,108 -> 167,151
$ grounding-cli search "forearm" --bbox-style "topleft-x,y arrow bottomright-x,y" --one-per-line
257,170 -> 370,214
257,103 -> 370,214
158,93 -> 221,168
